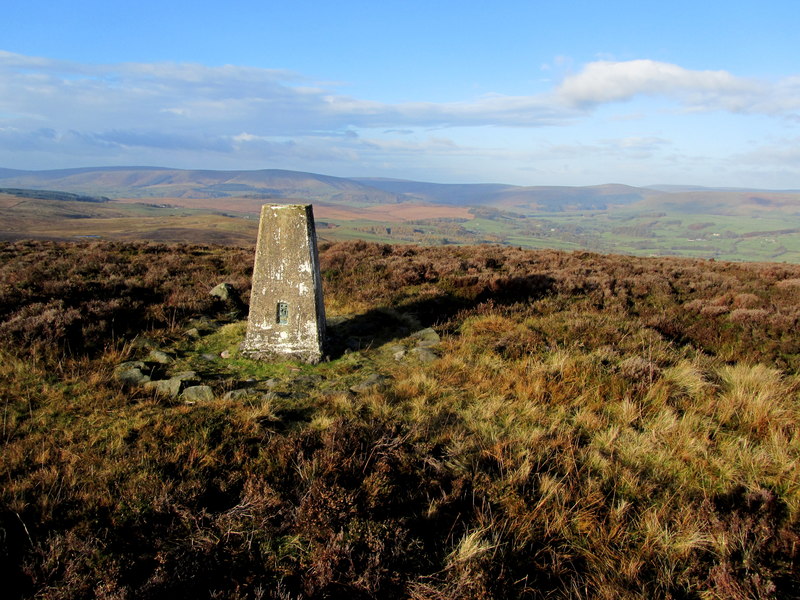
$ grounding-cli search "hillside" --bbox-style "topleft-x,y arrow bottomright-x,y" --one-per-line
2,239 -> 799,599
1,167 -> 800,262
0,167 -> 401,205
1,167 -> 655,210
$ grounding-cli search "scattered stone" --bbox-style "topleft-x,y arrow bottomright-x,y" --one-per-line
114,362 -> 151,385
131,336 -> 158,350
350,373 -> 390,394
187,316 -> 219,333
200,353 -> 217,362
292,374 -> 323,386
220,350 -> 231,359
171,371 -> 198,382
223,389 -> 252,401
147,350 -> 173,364
115,360 -> 146,372
185,327 -> 201,339
411,327 -> 440,347
210,283 -> 241,304
223,388 -> 273,401
411,347 -> 438,364
385,344 -> 406,361
144,377 -> 183,398
182,385 -> 215,403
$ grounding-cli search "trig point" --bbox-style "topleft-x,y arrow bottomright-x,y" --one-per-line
241,204 -> 326,363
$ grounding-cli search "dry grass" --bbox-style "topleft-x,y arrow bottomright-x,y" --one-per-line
1,240 -> 800,599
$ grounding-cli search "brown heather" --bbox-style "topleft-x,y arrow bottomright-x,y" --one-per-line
1,239 -> 800,599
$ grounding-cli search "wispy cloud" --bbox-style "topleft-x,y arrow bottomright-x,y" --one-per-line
8,52 -> 796,138
0,51 -> 798,184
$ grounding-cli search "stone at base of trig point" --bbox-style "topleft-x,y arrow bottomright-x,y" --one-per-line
241,204 -> 326,363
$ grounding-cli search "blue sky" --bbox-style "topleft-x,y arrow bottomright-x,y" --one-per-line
2,0 -> 799,187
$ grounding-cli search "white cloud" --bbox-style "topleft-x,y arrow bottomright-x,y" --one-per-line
1,51 -> 799,185
556,59 -> 800,117
557,60 -> 756,106
2,52 -> 797,139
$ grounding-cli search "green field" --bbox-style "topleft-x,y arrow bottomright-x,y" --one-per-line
321,208 -> 800,263
2,188 -> 799,262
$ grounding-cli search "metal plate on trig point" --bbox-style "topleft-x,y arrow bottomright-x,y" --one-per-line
277,301 -> 289,324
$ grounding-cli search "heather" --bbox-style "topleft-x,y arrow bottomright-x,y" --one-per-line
1,240 -> 799,599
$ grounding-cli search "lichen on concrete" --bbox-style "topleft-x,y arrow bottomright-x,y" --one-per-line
241,204 -> 326,363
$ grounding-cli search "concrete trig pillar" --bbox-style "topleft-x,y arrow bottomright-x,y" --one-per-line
241,204 -> 326,363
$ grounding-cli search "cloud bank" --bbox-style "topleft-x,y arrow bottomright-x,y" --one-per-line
1,51 -> 798,185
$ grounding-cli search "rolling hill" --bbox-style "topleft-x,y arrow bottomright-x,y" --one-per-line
0,167 -> 401,205
3,166 -> 799,215
2,166 -> 800,261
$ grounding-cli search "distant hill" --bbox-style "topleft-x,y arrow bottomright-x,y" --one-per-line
0,168 -> 28,179
2,166 -> 800,261
0,167 -> 401,205
0,188 -> 110,203
647,184 -> 800,193
632,189 -> 800,216
352,178 -> 513,205
0,167 -> 656,211
354,179 -> 649,210
2,167 -> 798,215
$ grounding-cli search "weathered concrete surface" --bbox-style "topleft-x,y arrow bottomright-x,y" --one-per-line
241,204 -> 326,363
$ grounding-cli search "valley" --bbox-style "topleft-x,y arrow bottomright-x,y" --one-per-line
1,166 -> 799,262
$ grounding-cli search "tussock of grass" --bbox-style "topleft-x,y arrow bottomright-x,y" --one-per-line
2,240 -> 800,598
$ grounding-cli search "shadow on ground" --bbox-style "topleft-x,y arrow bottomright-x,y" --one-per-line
324,274 -> 555,359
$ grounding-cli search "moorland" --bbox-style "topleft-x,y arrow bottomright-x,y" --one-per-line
2,238 -> 800,599
1,166 -> 799,262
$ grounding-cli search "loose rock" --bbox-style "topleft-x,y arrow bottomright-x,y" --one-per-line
223,389 -> 273,401
131,337 -> 158,350
210,283 -> 239,303
187,316 -> 219,333
115,360 -> 146,372
170,371 -> 198,384
350,373 -> 390,394
144,377 -> 183,398
411,347 -> 438,363
385,344 -> 406,361
147,350 -> 173,365
210,283 -> 245,318
411,327 -> 440,348
114,362 -> 151,385
182,385 -> 215,403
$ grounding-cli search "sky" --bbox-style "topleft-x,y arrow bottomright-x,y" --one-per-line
1,0 -> 799,188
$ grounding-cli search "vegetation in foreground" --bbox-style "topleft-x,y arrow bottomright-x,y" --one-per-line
1,239 -> 800,599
